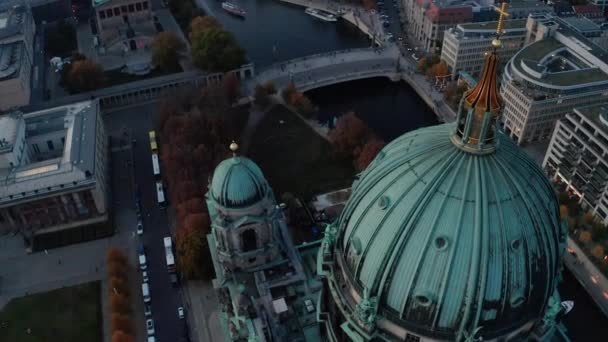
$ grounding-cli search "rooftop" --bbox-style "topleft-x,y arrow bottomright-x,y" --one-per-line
559,16 -> 601,33
0,100 -> 101,206
0,113 -> 20,153
458,18 -> 527,31
575,104 -> 608,133
0,3 -> 30,82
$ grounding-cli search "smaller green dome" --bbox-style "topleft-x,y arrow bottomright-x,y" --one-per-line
210,156 -> 269,208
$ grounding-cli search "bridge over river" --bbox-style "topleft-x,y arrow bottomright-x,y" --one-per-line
246,45 -> 455,123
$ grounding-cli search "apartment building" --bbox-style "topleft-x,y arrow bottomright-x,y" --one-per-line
543,105 -> 608,224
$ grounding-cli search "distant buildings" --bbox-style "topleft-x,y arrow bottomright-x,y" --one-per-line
543,105 -> 608,225
441,18 -> 527,78
572,4 -> 604,23
93,0 -> 155,54
0,3 -> 35,111
500,0 -> 554,19
0,100 -> 109,250
501,14 -> 608,145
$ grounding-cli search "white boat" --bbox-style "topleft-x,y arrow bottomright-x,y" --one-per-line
222,2 -> 246,17
560,300 -> 574,315
305,8 -> 337,22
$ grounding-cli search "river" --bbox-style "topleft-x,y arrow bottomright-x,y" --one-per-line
201,0 -> 370,66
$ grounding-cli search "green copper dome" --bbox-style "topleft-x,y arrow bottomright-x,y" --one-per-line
334,123 -> 564,340
210,156 -> 269,208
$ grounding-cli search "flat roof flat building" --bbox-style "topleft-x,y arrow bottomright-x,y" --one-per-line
0,2 -> 34,111
501,14 -> 608,145
0,100 -> 109,250
543,105 -> 608,224
441,18 -> 527,78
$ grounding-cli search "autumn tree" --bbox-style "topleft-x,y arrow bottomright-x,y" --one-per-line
592,245 -> 605,260
417,57 -> 427,72
329,112 -> 370,158
107,248 -> 127,265
254,84 -> 272,107
107,261 -> 128,279
64,59 -> 105,93
152,31 -> 186,73
222,72 -> 240,103
559,205 -> 569,219
111,314 -> 133,334
191,27 -> 246,72
281,83 -> 297,103
111,330 -> 134,342
355,137 -> 386,171
110,293 -> 130,314
109,277 -> 130,298
579,231 -> 592,243
362,0 -> 376,10
583,212 -> 595,226
189,15 -> 220,40
176,223 -> 206,279
176,197 -> 206,224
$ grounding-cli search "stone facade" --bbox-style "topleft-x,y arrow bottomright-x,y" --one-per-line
93,0 -> 154,50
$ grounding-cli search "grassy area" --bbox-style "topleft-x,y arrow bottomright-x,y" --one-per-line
104,67 -> 180,88
0,281 -> 102,342
247,105 -> 355,199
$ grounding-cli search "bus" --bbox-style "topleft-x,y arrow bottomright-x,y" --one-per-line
156,181 -> 166,207
151,153 -> 160,176
163,237 -> 176,274
149,130 -> 158,152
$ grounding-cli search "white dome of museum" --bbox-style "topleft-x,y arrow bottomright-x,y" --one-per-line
317,12 -> 568,342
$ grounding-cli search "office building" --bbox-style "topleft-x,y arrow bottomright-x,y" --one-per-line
441,18 -> 527,78
543,105 -> 608,224
501,14 -> 608,145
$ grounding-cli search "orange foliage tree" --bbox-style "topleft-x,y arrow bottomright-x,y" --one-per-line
222,71 -> 240,103
110,293 -> 130,314
189,15 -> 220,40
329,112 -> 370,158
355,137 -> 386,172
109,277 -> 130,298
111,330 -> 134,342
111,314 -> 133,334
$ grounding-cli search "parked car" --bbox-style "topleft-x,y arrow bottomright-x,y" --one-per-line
144,303 -> 152,317
178,306 -> 185,319
412,53 -> 420,61
138,245 -> 147,270
137,221 -> 144,235
143,271 -> 149,283
146,319 -> 155,336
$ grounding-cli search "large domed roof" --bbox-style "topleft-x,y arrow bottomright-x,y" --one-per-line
210,156 -> 269,208
334,123 -> 564,339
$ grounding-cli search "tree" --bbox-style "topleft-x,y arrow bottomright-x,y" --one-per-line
355,137 -> 385,171
189,16 -> 220,40
107,248 -> 127,265
417,57 -> 427,72
65,59 -> 105,93
107,261 -> 128,279
559,205 -> 569,219
176,197 -> 207,223
111,330 -> 134,342
592,245 -> 605,260
152,32 -> 186,73
191,28 -> 246,72
222,72 -> 240,103
583,212 -> 595,226
110,293 -> 130,314
184,212 -> 211,234
329,112 -> 370,157
281,83 -> 297,103
176,224 -> 205,279
111,314 -> 132,334
579,231 -> 592,243
432,62 -> 449,77
362,0 -> 376,10
254,84 -> 272,107
109,277 -> 130,298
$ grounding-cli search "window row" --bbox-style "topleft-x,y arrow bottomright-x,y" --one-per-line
98,1 -> 148,19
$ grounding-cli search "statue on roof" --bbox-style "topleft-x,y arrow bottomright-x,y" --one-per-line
354,287 -> 378,331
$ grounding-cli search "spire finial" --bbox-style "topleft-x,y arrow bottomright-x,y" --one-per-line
450,2 -> 510,154
229,140 -> 239,157
493,2 -> 510,50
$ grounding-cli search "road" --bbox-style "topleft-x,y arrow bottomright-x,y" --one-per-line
105,103 -> 187,342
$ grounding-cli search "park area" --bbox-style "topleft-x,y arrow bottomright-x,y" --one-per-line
248,105 -> 355,198
0,281 -> 102,342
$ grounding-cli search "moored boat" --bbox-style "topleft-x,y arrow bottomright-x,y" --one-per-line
305,7 -> 337,22
221,2 -> 246,17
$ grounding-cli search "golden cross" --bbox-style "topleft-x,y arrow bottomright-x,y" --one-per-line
495,2 -> 510,37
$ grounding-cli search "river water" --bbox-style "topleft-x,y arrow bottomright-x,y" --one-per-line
206,0 -> 608,338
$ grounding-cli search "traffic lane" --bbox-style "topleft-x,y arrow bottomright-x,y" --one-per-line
129,108 -> 183,341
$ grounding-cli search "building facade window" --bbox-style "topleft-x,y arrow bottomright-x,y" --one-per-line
136,3 -> 142,11
114,7 -> 120,16
99,10 -> 106,19
143,1 -> 148,10
32,143 -> 40,154
129,4 -> 135,12
46,141 -> 54,151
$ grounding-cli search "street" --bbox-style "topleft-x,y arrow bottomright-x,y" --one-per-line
105,103 -> 186,342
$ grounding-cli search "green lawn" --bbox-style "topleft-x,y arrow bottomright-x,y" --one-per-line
247,105 -> 355,198
0,281 -> 102,342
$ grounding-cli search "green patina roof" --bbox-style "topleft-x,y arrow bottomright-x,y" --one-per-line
333,123 -> 564,339
210,156 -> 269,208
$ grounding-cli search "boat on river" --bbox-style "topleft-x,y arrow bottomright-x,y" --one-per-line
305,8 -> 337,22
222,2 -> 246,17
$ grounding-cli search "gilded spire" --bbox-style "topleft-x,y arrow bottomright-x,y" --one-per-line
451,2 -> 509,154
229,140 -> 239,157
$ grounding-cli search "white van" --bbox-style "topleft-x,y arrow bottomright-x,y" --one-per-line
139,253 -> 147,270
142,283 -> 151,303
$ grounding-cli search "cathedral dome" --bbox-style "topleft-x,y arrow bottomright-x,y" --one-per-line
210,155 -> 270,208
332,123 -> 564,339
